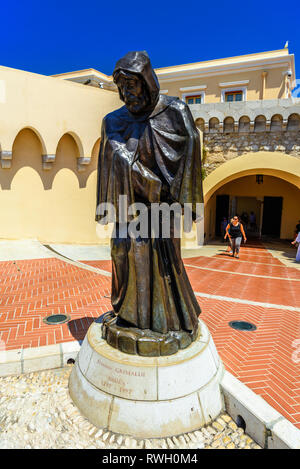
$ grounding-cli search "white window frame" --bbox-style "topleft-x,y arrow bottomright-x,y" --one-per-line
221,86 -> 247,103
182,91 -> 205,104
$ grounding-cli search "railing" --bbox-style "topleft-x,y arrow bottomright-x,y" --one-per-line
189,98 -> 300,133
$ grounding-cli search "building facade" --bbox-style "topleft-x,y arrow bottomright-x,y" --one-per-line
0,48 -> 299,244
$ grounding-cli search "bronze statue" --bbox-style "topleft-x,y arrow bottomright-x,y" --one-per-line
96,51 -> 203,356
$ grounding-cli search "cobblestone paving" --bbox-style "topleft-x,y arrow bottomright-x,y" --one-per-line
0,365 -> 261,449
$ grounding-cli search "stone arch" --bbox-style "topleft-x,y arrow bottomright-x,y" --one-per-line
195,118 -> 205,133
238,115 -> 250,132
203,152 -> 300,203
13,126 -> 47,155
4,126 -> 47,170
287,113 -> 300,131
193,111 -> 210,123
56,131 -> 84,158
11,127 -> 44,173
55,133 -> 81,170
203,153 -> 300,242
223,116 -> 234,133
270,114 -> 283,132
209,117 -> 219,133
0,127 -> 46,195
254,115 -> 266,132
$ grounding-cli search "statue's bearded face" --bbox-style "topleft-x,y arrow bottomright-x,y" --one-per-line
116,71 -> 150,114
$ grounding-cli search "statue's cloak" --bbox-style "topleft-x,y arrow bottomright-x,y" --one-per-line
96,52 -> 203,223
95,51 -> 203,334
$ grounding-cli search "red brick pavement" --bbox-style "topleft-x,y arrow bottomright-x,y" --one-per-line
0,258 -> 111,350
0,242 -> 300,428
198,296 -> 300,427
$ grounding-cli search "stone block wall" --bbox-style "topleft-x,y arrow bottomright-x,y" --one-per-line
203,130 -> 300,174
189,98 -> 300,176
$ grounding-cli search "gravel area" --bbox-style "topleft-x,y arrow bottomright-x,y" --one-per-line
0,365 -> 262,449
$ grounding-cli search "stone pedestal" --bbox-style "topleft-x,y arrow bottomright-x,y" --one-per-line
69,320 -> 224,438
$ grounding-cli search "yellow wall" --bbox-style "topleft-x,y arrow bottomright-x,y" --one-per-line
53,49 -> 293,105
0,65 -> 121,243
0,64 -> 120,156
2,133 -> 300,243
0,62 -> 298,245
162,67 -> 287,103
0,129 -> 103,243
203,193 -> 216,242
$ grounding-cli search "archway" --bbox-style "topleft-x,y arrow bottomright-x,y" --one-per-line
203,152 -> 300,241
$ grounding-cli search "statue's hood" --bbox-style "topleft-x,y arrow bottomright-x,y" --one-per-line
113,51 -> 160,109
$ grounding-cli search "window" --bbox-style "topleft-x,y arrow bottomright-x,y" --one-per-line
186,95 -> 202,105
182,90 -> 205,104
220,83 -> 247,102
225,91 -> 243,102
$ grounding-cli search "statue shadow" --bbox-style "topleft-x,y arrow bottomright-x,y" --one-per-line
67,316 -> 104,344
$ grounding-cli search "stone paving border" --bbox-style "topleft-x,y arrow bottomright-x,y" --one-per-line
221,371 -> 300,449
43,244 -> 112,277
263,242 -> 300,271
1,341 -> 300,448
0,341 -> 80,377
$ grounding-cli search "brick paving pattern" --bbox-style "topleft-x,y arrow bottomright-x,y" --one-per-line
0,258 -> 111,350
0,241 -> 300,429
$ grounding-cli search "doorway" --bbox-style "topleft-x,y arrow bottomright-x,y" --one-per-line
262,196 -> 283,237
215,195 -> 229,236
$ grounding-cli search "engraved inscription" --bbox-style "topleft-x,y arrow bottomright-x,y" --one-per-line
96,358 -> 148,397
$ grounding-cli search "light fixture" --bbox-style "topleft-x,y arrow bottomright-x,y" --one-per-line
256,175 -> 264,184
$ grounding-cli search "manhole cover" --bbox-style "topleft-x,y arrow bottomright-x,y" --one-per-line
43,314 -> 71,325
228,320 -> 257,331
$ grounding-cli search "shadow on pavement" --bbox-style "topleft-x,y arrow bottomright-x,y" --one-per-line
67,315 -> 104,343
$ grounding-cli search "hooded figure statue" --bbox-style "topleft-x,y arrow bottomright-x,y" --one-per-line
96,51 -> 203,356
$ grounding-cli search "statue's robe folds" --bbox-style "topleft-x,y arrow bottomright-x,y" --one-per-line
96,94 -> 203,336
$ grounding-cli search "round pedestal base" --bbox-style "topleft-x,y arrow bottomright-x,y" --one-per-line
69,320 -> 224,438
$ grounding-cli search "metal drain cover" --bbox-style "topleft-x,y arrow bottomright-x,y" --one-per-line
43,314 -> 71,325
229,320 -> 257,331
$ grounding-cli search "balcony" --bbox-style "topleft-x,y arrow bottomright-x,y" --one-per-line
189,98 -> 300,133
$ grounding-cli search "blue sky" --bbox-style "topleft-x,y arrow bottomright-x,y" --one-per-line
1,0 -> 299,78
